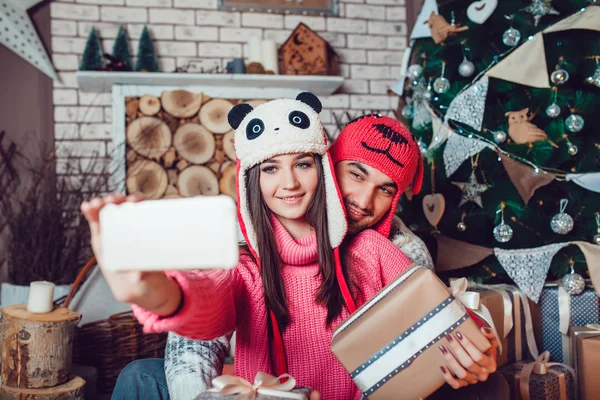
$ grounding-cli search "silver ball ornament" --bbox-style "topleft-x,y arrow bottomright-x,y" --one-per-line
458,60 -> 475,77
457,222 -> 467,232
551,69 -> 569,85
562,271 -> 586,296
502,28 -> 521,47
593,234 -> 600,245
401,104 -> 414,119
433,77 -> 451,94
550,212 -> 574,234
565,114 -> 585,133
407,64 -> 423,81
494,131 -> 507,144
546,103 -> 561,118
567,143 -> 578,156
493,223 -> 513,243
585,76 -> 595,85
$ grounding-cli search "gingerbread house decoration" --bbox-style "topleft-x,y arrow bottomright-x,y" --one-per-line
278,23 -> 340,76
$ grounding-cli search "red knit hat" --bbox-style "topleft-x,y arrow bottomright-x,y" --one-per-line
330,114 -> 424,237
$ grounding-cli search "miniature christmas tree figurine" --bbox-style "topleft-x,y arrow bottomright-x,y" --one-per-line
112,25 -> 132,71
135,26 -> 159,72
79,26 -> 103,71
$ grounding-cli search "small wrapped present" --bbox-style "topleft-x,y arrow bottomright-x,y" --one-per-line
539,282 -> 600,363
569,324 -> 600,400
470,284 -> 541,367
499,351 -> 576,400
194,372 -> 311,400
330,266 -> 492,400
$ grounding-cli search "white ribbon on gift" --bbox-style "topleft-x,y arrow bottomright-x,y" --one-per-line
468,283 -> 539,361
448,278 -> 503,354
558,285 -> 575,365
209,372 -> 306,399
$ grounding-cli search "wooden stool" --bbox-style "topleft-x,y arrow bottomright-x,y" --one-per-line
1,305 -> 81,388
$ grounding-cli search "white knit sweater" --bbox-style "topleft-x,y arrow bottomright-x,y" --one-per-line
164,216 -> 433,400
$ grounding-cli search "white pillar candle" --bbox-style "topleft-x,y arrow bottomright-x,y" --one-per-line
247,37 -> 262,65
261,39 -> 279,74
27,281 -> 55,313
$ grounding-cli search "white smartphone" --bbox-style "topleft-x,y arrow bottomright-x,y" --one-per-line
99,196 -> 240,271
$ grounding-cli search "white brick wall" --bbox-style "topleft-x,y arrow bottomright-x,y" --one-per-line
50,0 -> 408,181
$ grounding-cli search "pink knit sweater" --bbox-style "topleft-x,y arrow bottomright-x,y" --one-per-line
133,219 -> 412,400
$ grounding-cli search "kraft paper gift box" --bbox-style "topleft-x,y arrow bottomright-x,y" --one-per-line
472,285 -> 541,367
330,266 -> 491,400
195,373 -> 311,400
539,282 -> 600,363
568,324 -> 600,400
499,351 -> 576,400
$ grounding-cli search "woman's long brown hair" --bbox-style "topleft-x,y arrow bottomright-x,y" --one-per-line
246,154 -> 354,332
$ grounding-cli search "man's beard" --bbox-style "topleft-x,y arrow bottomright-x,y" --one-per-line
347,219 -> 370,234
344,198 -> 373,234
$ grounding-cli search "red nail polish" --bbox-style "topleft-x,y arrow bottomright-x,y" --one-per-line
440,366 -> 447,373
439,345 -> 448,355
445,334 -> 453,343
456,331 -> 464,341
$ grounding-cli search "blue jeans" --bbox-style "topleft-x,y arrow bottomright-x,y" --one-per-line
112,358 -> 169,400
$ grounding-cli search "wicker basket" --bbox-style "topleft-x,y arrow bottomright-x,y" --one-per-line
63,257 -> 168,394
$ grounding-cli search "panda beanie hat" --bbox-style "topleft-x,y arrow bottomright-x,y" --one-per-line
330,114 -> 424,238
228,92 -> 347,255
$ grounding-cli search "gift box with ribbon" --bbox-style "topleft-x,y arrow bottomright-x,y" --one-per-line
499,351 -> 576,400
470,284 -> 541,367
568,324 -> 600,400
538,282 -> 600,363
195,372 -> 312,400
330,266 -> 493,400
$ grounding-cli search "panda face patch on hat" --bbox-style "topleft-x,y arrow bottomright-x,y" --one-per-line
228,92 -> 327,169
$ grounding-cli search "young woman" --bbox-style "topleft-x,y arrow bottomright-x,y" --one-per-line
82,93 -> 496,400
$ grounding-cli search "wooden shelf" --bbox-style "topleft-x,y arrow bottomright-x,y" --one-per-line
76,71 -> 343,98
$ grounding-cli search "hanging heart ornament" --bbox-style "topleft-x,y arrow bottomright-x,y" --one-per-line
467,0 -> 498,24
422,193 -> 446,227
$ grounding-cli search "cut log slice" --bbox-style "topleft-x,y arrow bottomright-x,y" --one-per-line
199,99 -> 234,134
178,165 -> 219,197
177,159 -> 190,172
163,185 -> 181,199
173,123 -> 216,164
139,94 -> 161,116
126,97 -> 139,118
247,99 -> 267,108
208,161 -> 221,176
0,376 -> 85,400
167,169 -> 178,185
161,90 -> 203,118
162,147 -> 177,168
126,117 -> 172,160
126,159 -> 168,199
219,164 -> 237,200
223,130 -> 236,161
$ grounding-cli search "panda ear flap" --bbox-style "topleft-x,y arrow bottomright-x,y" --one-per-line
228,103 -> 254,130
296,92 -> 322,114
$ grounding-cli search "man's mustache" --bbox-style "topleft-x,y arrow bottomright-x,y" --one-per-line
344,199 -> 373,217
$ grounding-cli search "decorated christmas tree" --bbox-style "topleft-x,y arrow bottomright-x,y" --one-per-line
396,1 -> 600,301
135,26 -> 159,72
112,25 -> 133,71
79,26 -> 103,71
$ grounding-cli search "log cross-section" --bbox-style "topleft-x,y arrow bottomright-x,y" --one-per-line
0,305 -> 81,389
